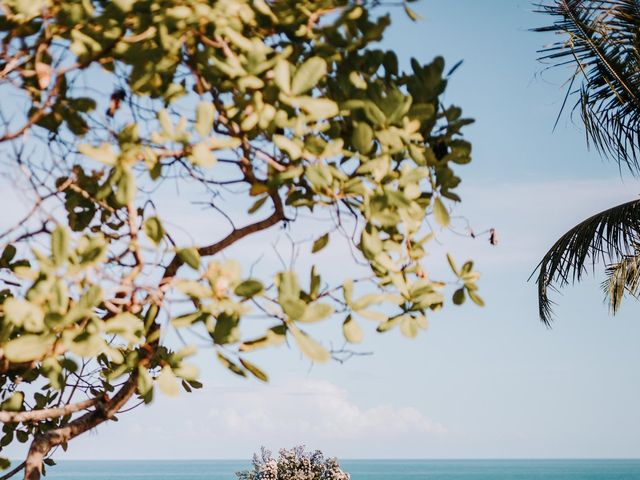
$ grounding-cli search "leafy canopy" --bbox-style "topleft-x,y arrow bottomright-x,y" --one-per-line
0,0 -> 479,478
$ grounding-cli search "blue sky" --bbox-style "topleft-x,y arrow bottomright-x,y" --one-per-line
4,0 -> 640,461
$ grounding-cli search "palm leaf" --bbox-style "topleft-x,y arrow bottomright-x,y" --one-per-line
602,249 -> 640,313
535,0 -> 640,171
533,198 -> 640,324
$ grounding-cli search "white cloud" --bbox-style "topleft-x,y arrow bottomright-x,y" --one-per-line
34,379 -> 446,460
201,379 -> 446,438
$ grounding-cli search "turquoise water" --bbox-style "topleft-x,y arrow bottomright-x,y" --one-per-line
40,459 -> 640,479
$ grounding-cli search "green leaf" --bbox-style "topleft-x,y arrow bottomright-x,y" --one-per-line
351,293 -> 387,311
352,122 -> 373,154
178,248 -> 201,270
51,226 -> 69,266
446,253 -> 458,275
104,312 -> 143,343
349,71 -> 367,90
3,334 -> 55,362
467,290 -> 485,307
309,266 -> 321,299
248,195 -> 269,214
0,457 -> 10,471
175,280 -> 210,298
343,315 -> 363,344
0,391 -> 24,411
173,363 -> 199,381
299,303 -> 334,323
289,97 -> 338,119
217,352 -> 246,377
195,101 -> 215,137
211,313 -> 240,345
158,109 -> 173,138
277,271 -> 300,299
311,233 -> 329,253
143,217 -> 165,246
137,366 -> 154,396
404,4 -> 420,21
171,311 -> 207,328
115,169 -> 136,206
239,358 -> 268,382
274,135 -> 301,160
281,298 -> 307,320
78,143 -> 118,166
1,245 -> 17,264
452,288 -> 465,305
190,143 -> 217,168
289,325 -> 330,363
113,0 -> 136,12
343,279 -> 353,305
433,197 -> 450,227
273,59 -> 291,93
16,429 -> 28,443
291,57 -> 326,95
234,279 -> 264,298
157,365 -> 180,397
3,298 -> 44,332
400,316 -> 419,338
356,309 -> 388,322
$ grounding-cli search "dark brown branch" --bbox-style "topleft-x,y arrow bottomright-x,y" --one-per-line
162,192 -> 285,280
0,462 -> 25,480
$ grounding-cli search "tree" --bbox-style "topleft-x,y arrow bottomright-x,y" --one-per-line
0,1 -> 480,478
534,0 -> 640,324
236,446 -> 349,480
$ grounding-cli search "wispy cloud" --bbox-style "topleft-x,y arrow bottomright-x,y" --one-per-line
202,379 -> 446,438
40,379 -> 446,460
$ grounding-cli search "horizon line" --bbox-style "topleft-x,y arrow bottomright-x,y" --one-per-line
21,458 -> 640,462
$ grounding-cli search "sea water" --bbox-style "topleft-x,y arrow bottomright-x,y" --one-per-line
38,459 -> 640,479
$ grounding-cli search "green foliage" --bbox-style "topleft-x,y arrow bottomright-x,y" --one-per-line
0,0 -> 480,474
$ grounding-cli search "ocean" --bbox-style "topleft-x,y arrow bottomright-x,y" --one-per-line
39,459 -> 640,479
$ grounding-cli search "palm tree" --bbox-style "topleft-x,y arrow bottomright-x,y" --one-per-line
533,0 -> 640,324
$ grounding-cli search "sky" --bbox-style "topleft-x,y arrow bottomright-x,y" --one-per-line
4,0 -> 640,461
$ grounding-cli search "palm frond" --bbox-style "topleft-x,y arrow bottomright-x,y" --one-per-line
535,0 -> 640,172
601,248 -> 640,313
533,198 -> 640,325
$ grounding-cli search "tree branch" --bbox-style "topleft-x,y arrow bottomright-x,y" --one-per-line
0,398 -> 97,424
23,374 -> 139,480
161,192 -> 285,281
0,462 -> 25,480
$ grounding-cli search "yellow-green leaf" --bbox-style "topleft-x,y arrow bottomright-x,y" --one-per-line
78,143 -> 118,166
239,358 -> 268,382
234,279 -> 264,298
343,315 -> 363,344
51,226 -> 69,266
195,101 -> 215,137
3,334 -> 55,362
190,143 -> 217,168
178,248 -> 201,270
289,324 -> 329,363
433,197 -> 450,227
143,216 -> 165,246
291,57 -> 326,95
157,365 -> 180,397
273,59 -> 291,93
299,303 -> 333,323
311,233 -> 329,253
3,298 -> 44,332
